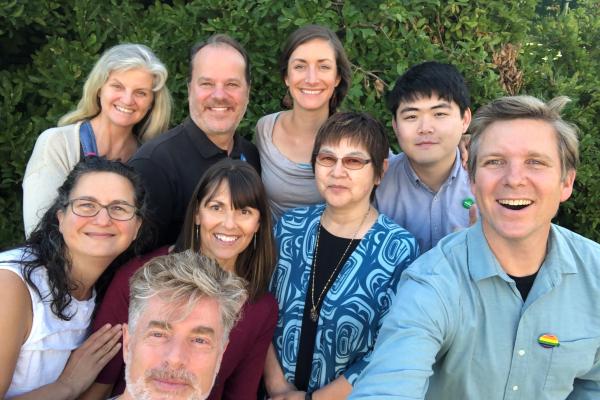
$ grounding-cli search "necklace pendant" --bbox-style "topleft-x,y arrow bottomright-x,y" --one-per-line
310,308 -> 319,322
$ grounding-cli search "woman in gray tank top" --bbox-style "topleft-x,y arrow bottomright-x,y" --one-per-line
255,25 -> 352,220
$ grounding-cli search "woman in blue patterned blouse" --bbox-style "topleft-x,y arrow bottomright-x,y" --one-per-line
265,112 -> 420,399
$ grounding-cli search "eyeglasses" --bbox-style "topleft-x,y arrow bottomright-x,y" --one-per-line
66,198 -> 138,221
315,153 -> 372,170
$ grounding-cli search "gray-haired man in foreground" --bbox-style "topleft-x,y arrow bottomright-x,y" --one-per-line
113,250 -> 247,400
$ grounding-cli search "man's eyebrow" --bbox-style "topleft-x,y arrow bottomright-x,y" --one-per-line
146,320 -> 171,330
398,102 -> 452,114
191,326 -> 216,336
479,151 -> 554,160
430,102 -> 452,110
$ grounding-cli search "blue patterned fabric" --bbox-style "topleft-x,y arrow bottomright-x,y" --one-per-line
270,204 -> 419,391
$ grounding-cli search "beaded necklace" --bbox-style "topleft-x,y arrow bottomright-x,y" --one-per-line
309,207 -> 371,322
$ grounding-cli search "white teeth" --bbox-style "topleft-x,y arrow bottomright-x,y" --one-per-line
115,105 -> 134,114
498,199 -> 533,206
301,89 -> 322,95
210,107 -> 229,111
215,233 -> 237,243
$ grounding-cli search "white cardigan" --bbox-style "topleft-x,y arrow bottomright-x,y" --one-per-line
22,122 -> 82,236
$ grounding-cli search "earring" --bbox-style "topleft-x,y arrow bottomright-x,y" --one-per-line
195,224 -> 200,241
253,233 -> 257,250
282,89 -> 293,109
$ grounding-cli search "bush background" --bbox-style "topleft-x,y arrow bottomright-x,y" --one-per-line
1,0 -> 599,247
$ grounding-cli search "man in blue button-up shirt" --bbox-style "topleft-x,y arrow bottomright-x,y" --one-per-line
375,62 -> 474,252
351,95 -> 600,399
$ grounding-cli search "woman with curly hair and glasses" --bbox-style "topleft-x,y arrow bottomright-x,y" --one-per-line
1,157 -> 148,399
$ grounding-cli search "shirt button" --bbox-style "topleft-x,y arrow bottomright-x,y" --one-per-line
512,385 -> 519,391
518,350 -> 525,356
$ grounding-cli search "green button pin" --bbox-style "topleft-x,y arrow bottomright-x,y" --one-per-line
462,198 -> 474,209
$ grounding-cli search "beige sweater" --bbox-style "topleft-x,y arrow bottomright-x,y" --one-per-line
22,122 -> 82,236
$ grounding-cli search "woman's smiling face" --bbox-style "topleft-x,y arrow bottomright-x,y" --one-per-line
196,180 -> 260,272
285,38 -> 340,113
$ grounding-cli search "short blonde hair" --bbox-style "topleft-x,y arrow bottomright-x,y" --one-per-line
128,250 -> 247,342
468,95 -> 579,181
59,43 -> 172,142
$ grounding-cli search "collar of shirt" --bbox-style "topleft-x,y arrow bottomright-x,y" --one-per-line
183,117 -> 245,159
466,221 -> 579,285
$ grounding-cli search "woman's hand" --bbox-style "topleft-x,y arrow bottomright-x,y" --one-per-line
56,323 -> 122,398
264,343 -> 296,396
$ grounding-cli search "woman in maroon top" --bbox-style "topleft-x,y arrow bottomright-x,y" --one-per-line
81,159 -> 278,400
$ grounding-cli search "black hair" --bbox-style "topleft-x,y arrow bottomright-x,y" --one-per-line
11,157 -> 149,320
386,61 -> 471,117
311,112 -> 389,200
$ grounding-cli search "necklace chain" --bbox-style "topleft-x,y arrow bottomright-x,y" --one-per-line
309,207 -> 371,322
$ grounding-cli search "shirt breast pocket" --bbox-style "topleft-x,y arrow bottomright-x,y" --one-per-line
544,336 -> 600,392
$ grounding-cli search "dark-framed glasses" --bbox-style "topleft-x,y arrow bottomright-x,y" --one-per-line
67,198 -> 137,221
315,153 -> 372,170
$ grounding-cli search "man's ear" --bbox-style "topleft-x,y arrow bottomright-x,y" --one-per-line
122,323 -> 130,364
392,116 -> 399,134
560,169 -> 577,203
461,108 -> 472,133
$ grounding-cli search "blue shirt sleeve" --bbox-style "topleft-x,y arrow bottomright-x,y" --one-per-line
349,263 -> 456,399
568,355 -> 600,400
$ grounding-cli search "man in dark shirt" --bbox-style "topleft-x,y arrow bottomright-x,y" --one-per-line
129,34 -> 260,248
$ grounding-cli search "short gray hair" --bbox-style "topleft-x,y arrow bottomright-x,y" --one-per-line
468,95 -> 579,181
128,250 -> 247,343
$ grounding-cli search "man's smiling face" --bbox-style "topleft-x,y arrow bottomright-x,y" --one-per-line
122,295 -> 226,400
188,44 -> 249,147
471,118 -> 575,246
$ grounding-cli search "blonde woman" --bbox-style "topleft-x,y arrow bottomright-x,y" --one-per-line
23,43 -> 171,235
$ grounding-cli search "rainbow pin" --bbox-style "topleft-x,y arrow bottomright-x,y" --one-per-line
538,333 -> 560,348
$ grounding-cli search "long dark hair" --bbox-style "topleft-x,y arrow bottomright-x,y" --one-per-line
14,157 -> 149,320
175,159 -> 276,302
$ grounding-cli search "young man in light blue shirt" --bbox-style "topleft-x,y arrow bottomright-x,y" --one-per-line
375,62 -> 473,252
350,95 -> 600,399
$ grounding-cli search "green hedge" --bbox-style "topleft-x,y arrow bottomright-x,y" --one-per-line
2,0 -> 599,247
